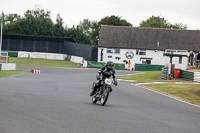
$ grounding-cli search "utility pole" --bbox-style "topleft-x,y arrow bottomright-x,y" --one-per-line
0,11 -> 4,56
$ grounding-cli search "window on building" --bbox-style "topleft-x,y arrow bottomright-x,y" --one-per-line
114,48 -> 120,54
136,50 -> 139,55
136,49 -> 146,55
107,49 -> 113,53
107,48 -> 120,54
142,60 -> 146,64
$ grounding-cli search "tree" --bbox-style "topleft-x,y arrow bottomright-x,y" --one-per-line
65,25 -> 91,44
90,15 -> 133,46
140,16 -> 170,28
77,19 -> 95,35
4,14 -> 21,24
54,14 -> 65,37
75,19 -> 98,45
4,7 -> 55,36
99,15 -> 132,26
140,15 -> 187,30
169,23 -> 187,30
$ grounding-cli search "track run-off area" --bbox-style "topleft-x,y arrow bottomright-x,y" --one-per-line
0,67 -> 200,133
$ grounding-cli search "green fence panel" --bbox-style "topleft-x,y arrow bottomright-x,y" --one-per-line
135,64 -> 164,71
87,61 -> 106,68
113,63 -> 125,70
65,55 -> 71,61
1,51 -> 8,56
8,51 -> 18,57
87,61 -> 125,70
180,70 -> 194,81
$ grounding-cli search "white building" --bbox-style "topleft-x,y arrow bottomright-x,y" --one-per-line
98,25 -> 200,70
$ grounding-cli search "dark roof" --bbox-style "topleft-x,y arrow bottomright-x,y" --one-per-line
3,34 -> 76,43
98,25 -> 200,51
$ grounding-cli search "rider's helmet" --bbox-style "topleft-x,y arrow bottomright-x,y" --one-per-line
106,61 -> 114,69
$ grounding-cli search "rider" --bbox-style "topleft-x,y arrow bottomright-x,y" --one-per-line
90,61 -> 118,96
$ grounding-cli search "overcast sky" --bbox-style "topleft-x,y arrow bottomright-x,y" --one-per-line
1,0 -> 200,30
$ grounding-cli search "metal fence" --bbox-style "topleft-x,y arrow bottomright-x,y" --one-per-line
63,42 -> 97,61
194,59 -> 200,68
2,34 -> 97,61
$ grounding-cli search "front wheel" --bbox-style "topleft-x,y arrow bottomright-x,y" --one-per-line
100,87 -> 110,106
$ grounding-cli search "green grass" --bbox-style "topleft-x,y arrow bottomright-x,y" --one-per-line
118,71 -> 200,105
9,57 -> 80,68
117,71 -> 185,82
0,57 -> 81,78
0,70 -> 29,78
144,84 -> 200,106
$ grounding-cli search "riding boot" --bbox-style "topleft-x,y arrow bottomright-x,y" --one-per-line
90,89 -> 96,96
90,84 -> 98,96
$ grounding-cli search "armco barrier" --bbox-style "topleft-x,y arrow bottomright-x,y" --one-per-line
87,61 -> 125,70
135,64 -> 164,71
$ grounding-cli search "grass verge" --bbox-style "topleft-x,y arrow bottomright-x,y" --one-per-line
9,57 -> 81,68
117,71 -> 185,82
0,57 -> 81,78
144,84 -> 200,106
118,71 -> 200,106
0,70 -> 29,78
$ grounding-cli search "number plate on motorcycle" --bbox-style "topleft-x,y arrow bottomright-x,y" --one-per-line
105,78 -> 112,85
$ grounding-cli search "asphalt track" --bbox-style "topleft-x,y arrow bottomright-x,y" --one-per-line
0,67 -> 200,133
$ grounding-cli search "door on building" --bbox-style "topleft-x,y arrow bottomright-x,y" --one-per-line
146,60 -> 151,64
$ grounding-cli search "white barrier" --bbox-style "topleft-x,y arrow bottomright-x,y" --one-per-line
18,52 -> 30,58
70,56 -> 84,64
53,54 -> 66,60
18,52 -> 66,60
83,60 -> 87,67
194,72 -> 200,82
46,53 -> 55,60
0,63 -> 16,70
30,52 -> 47,59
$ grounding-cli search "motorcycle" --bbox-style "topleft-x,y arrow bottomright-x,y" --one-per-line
91,75 -> 115,106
